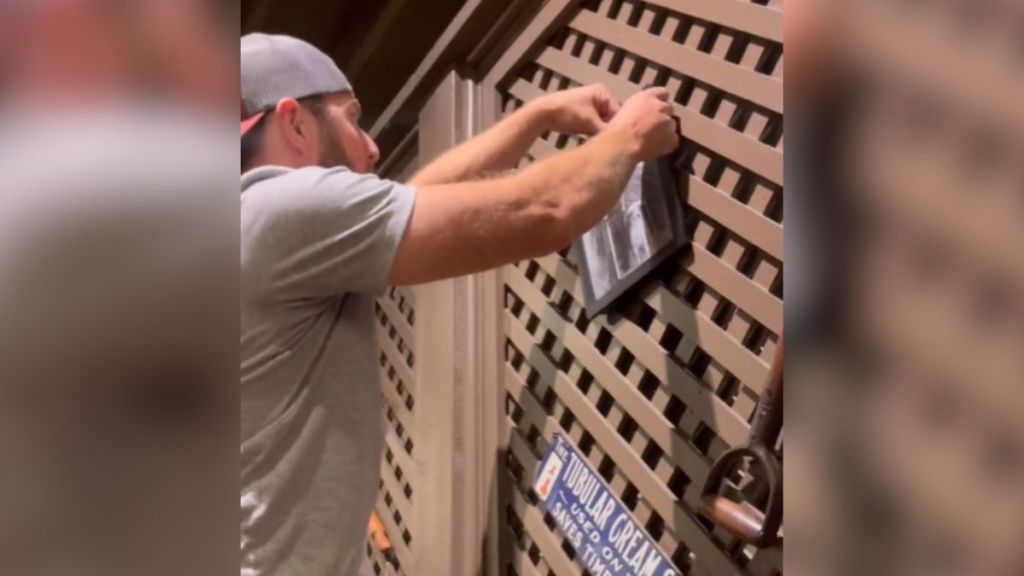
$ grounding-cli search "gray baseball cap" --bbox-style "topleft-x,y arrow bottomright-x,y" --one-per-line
241,33 -> 352,136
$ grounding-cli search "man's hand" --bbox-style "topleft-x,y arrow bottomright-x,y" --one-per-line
607,87 -> 679,161
530,83 -> 620,136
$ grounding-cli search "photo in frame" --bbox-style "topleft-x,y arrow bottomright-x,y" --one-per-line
574,154 -> 688,318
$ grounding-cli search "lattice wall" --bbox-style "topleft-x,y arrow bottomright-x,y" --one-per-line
366,126 -> 424,574
369,282 -> 419,575
495,0 -> 783,574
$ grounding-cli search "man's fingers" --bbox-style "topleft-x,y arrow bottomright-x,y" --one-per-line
647,87 -> 670,101
597,99 -> 619,122
585,109 -> 608,134
591,86 -> 620,122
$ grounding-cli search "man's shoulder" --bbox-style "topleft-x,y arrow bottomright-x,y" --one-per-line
241,163 -> 378,190
242,165 -> 401,205
241,164 -> 355,191
241,165 -> 413,217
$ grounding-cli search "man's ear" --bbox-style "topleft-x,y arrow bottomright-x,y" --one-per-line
273,98 -> 309,154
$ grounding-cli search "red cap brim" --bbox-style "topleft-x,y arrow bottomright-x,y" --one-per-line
241,110 -> 266,137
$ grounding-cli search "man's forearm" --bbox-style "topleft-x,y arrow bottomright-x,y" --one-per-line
514,124 -> 640,245
407,101 -> 550,187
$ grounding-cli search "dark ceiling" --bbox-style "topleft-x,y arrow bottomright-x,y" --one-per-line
241,0 -> 468,138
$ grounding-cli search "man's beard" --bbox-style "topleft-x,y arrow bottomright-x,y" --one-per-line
317,128 -> 350,169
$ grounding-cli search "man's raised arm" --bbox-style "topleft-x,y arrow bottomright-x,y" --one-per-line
408,84 -> 619,187
388,87 -> 678,286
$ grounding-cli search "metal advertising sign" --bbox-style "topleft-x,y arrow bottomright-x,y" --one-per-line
533,435 -> 678,576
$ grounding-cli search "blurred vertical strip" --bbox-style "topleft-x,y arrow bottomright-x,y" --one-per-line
0,2 -> 239,576
787,0 -> 1024,575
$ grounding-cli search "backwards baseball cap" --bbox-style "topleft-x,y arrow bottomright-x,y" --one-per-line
240,33 -> 352,137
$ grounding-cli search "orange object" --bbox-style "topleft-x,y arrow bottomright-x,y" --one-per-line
368,511 -> 400,569
368,511 -> 392,551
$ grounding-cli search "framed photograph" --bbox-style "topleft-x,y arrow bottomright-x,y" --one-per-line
575,155 -> 688,318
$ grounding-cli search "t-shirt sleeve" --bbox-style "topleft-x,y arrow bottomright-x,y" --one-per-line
242,167 -> 416,301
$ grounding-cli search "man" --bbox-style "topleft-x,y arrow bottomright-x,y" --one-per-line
240,33 -> 678,576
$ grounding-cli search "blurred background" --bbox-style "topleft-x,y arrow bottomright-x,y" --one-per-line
1,2 -> 238,576
786,0 -> 1024,575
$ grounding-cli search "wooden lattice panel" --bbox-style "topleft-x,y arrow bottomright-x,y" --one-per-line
372,285 -> 418,572
496,0 -> 783,574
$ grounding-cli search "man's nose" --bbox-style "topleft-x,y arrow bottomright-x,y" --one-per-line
365,132 -> 380,167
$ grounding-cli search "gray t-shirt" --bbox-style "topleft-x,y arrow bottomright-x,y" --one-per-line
240,165 -> 415,576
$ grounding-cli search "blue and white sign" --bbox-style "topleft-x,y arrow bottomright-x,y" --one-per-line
533,434 -> 678,576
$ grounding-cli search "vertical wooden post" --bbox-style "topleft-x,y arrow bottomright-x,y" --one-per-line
476,78 -> 509,576
412,70 -> 506,576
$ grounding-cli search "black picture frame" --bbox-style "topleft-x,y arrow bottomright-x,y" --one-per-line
575,154 -> 689,318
